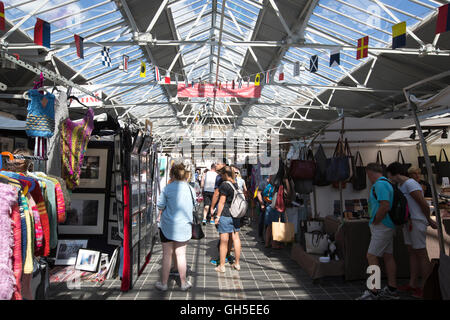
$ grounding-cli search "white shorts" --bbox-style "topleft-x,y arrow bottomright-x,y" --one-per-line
368,223 -> 395,257
403,219 -> 428,249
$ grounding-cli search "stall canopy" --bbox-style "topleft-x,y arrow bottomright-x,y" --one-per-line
0,115 -> 26,131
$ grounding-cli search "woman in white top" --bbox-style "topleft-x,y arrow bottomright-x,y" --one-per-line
232,166 -> 247,193
386,162 -> 437,299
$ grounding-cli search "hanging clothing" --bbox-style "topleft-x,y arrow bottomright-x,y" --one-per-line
0,183 -> 18,300
11,204 -> 22,300
25,89 -> 55,138
61,108 -> 94,189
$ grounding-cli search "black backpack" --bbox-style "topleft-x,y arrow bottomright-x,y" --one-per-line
372,178 -> 410,225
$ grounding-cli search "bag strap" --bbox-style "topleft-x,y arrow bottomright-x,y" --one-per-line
440,149 -> 449,162
188,185 -> 197,223
344,138 -> 352,157
397,150 -> 406,164
376,150 -> 385,165
225,180 -> 238,204
355,151 -> 364,166
333,138 -> 342,157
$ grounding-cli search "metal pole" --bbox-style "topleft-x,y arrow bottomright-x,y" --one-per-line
339,117 -> 345,218
407,96 -> 445,254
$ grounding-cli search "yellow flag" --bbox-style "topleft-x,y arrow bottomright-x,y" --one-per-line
254,73 -> 261,86
140,61 -> 146,78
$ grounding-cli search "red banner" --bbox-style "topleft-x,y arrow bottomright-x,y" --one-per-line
177,83 -> 261,98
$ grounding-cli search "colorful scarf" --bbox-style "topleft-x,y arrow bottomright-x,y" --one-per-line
60,108 -> 94,190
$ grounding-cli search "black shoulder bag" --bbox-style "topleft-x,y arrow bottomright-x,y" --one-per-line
189,186 -> 205,240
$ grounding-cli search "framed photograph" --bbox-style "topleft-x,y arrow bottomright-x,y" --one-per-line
0,137 -> 14,152
131,183 -> 139,214
14,137 -> 28,150
132,244 -> 139,284
109,197 -> 118,220
59,193 -> 105,234
140,155 -> 147,183
108,222 -> 123,246
79,148 -> 109,189
55,240 -> 88,265
132,213 -> 140,247
132,131 -> 144,154
75,249 -> 101,272
118,205 -> 124,239
114,134 -> 121,171
140,184 -> 146,211
131,154 -> 140,184
115,172 -> 123,202
140,210 -> 147,241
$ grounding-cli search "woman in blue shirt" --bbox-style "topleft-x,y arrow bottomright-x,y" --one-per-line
155,163 -> 194,292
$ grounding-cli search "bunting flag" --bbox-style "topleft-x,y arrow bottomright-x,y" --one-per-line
140,61 -> 146,78
356,36 -> 369,60
436,4 -> 450,34
232,79 -> 235,89
154,66 -> 160,82
254,73 -> 261,86
329,48 -> 340,67
238,78 -> 242,88
293,61 -> 300,77
310,55 -> 318,73
265,70 -> 270,84
74,34 -> 84,59
0,2 -> 5,31
278,65 -> 284,81
34,18 -> 51,48
164,73 -> 171,84
392,21 -> 406,49
101,47 -> 111,67
122,55 -> 129,72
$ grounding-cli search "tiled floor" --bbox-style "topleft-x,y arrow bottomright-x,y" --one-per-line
49,218 -> 413,300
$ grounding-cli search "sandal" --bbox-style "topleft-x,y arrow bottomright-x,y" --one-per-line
232,264 -> 241,271
215,265 -> 226,273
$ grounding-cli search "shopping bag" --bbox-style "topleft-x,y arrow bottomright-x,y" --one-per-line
290,148 -> 316,180
294,179 -> 313,194
436,149 -> 450,185
314,144 -> 330,186
305,231 -> 329,254
272,214 -> 295,243
326,138 -> 350,182
351,151 -> 367,191
306,220 -> 323,233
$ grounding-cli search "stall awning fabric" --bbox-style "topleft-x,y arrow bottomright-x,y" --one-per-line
410,86 -> 450,109
0,115 -> 26,130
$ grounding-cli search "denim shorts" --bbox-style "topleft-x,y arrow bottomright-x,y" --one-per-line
218,216 -> 240,234
264,206 -> 284,226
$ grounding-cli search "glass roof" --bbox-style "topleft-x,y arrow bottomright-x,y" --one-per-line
3,0 -> 443,140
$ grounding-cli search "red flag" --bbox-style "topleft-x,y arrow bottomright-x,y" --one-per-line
74,34 -> 84,59
0,2 -> 5,31
164,74 -> 171,84
356,36 -> 369,60
436,4 -> 450,34
34,18 -> 51,48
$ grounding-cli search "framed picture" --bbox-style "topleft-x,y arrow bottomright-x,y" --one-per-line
114,134 -> 121,171
79,148 -> 109,189
132,213 -> 140,247
59,193 -> 105,234
140,184 -> 146,211
0,137 -> 14,152
108,222 -> 123,246
140,155 -> 147,183
14,137 -> 28,150
109,197 -> 118,220
55,240 -> 88,265
131,184 -> 139,214
132,131 -> 144,154
131,154 -> 140,184
115,172 -> 123,202
118,205 -> 124,239
75,249 -> 101,272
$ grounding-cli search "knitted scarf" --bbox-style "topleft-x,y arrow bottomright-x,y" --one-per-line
0,183 -> 18,300
61,108 -> 94,190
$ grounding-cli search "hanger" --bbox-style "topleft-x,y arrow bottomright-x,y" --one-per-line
0,152 -> 13,169
0,171 -> 36,194
67,95 -> 89,108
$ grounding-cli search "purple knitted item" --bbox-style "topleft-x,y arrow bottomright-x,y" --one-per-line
0,183 -> 18,300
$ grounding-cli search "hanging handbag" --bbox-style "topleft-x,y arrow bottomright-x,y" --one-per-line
306,220 -> 323,233
189,187 -> 204,240
290,147 -> 316,180
294,179 -> 313,194
326,138 -> 350,182
275,185 -> 286,213
397,150 -> 412,173
272,212 -> 295,243
351,151 -> 367,191
376,150 -> 387,177
436,149 -> 450,185
313,144 -> 330,186
418,155 -> 438,176
305,231 -> 329,255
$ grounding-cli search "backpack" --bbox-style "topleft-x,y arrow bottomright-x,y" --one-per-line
225,181 -> 248,219
262,183 -> 275,204
372,178 -> 409,225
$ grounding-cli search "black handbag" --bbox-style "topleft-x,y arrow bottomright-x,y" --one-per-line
351,151 -> 367,191
326,138 -> 351,182
418,155 -> 438,176
189,187 -> 204,240
376,150 -> 387,177
397,150 -> 412,174
436,149 -> 450,185
313,144 -> 330,186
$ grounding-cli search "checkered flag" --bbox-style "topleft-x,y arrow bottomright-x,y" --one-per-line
101,47 -> 111,67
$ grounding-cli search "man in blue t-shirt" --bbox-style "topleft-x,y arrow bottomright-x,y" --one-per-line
357,163 -> 398,300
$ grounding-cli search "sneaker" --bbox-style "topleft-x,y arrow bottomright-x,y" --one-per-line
398,284 -> 415,293
202,219 -> 207,226
356,290 -> 378,300
378,286 -> 400,300
180,281 -> 192,291
155,281 -> 168,291
210,220 -> 215,225
412,287 -> 423,299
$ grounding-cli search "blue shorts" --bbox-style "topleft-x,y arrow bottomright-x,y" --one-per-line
264,206 -> 284,226
218,216 -> 240,234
